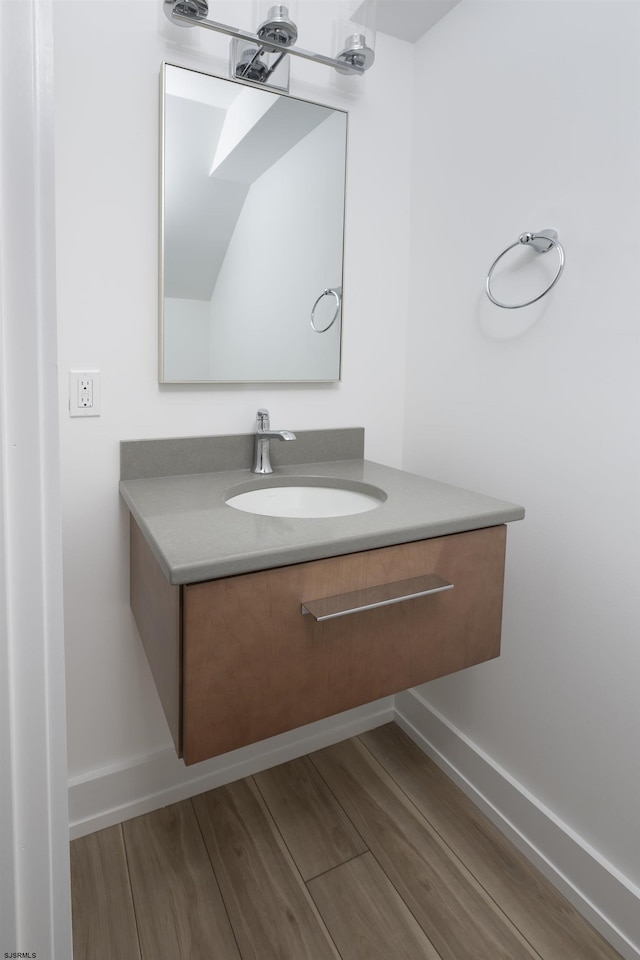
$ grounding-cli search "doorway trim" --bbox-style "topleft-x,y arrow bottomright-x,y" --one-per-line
0,1 -> 72,955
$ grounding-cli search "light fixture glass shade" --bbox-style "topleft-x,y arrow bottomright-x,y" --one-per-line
163,0 -> 209,26
257,3 -> 298,48
252,0 -> 300,44
333,0 -> 376,73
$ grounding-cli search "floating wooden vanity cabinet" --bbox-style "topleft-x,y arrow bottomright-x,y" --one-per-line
130,517 -> 507,765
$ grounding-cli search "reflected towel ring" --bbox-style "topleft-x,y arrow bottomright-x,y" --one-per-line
486,230 -> 565,309
310,287 -> 341,333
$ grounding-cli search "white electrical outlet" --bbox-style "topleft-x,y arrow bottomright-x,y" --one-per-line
78,377 -> 93,408
69,371 -> 101,417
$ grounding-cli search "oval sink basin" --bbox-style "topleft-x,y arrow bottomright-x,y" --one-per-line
226,483 -> 385,518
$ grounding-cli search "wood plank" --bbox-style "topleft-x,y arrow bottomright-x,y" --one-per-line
123,799 -> 240,960
183,526 -> 506,762
254,756 -> 368,880
361,723 -> 625,960
70,825 -> 141,960
130,516 -> 182,755
308,852 -> 443,960
192,778 -> 341,960
311,738 -> 539,960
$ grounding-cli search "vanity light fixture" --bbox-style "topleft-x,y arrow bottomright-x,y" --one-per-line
163,0 -> 375,92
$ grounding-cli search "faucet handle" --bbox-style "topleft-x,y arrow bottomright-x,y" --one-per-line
256,408 -> 270,430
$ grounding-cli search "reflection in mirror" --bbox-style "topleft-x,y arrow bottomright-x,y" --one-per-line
160,63 -> 347,382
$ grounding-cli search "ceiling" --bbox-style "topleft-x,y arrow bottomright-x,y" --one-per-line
355,0 -> 461,43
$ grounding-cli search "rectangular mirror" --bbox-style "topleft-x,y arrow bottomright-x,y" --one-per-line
160,63 -> 347,383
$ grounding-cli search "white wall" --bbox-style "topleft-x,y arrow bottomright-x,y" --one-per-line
404,0 -> 640,895
54,1 -> 412,780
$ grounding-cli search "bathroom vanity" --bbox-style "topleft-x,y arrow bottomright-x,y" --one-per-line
120,429 -> 524,765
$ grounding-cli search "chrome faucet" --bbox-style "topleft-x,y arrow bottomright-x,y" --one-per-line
251,408 -> 296,475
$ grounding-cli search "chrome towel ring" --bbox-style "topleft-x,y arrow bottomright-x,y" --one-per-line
485,229 -> 565,309
310,287 -> 341,333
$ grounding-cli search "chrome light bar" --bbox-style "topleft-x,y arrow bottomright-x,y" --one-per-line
164,0 -> 374,87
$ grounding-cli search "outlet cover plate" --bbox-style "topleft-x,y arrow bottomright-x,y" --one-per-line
69,371 -> 101,417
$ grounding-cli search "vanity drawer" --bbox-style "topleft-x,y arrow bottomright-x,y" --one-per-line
182,524 -> 506,764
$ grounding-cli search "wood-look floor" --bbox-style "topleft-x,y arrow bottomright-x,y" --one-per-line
70,723 -> 623,960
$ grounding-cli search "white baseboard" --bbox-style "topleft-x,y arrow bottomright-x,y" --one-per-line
68,697 -> 394,840
394,689 -> 640,960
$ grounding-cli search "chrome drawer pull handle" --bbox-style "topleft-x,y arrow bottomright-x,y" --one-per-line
301,574 -> 454,622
